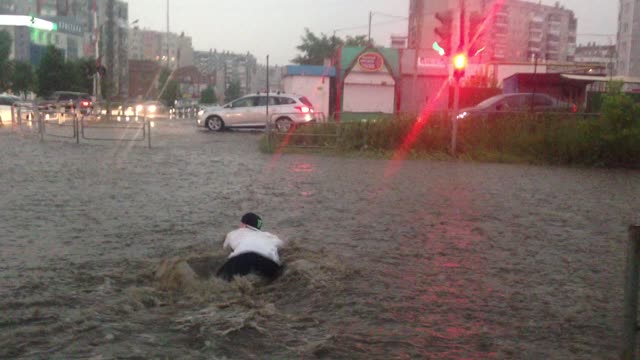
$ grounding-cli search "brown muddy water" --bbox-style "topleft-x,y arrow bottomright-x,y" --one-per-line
1,120 -> 639,359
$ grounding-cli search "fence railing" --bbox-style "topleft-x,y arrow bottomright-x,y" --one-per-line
10,102 -> 153,148
623,225 -> 640,359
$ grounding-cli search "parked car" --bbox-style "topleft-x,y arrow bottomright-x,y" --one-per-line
197,93 -> 317,132
39,91 -> 94,115
456,93 -> 577,120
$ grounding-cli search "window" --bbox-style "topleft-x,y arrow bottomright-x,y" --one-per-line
278,97 -> 296,105
533,94 -> 554,106
0,97 -> 15,106
232,97 -> 256,108
256,96 -> 279,106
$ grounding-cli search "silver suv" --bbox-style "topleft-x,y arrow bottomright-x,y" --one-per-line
197,93 -> 317,132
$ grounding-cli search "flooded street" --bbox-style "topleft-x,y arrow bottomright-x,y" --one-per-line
1,120 -> 640,359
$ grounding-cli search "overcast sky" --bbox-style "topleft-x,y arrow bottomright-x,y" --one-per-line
128,0 -> 618,65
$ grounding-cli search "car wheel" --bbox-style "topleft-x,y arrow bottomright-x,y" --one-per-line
275,117 -> 293,132
206,116 -> 224,131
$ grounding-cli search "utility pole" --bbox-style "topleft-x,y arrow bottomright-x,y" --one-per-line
451,0 -> 465,156
411,1 -> 423,114
368,11 -> 373,43
166,0 -> 170,69
92,0 -> 101,99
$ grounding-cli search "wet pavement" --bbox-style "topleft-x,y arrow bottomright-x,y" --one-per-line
1,120 -> 639,359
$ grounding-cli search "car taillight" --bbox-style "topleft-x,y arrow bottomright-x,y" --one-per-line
81,100 -> 91,107
295,106 -> 311,113
572,104 -> 577,113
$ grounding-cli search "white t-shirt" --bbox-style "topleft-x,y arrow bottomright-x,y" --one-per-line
222,227 -> 284,264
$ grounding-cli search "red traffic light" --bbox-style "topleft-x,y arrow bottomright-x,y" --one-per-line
453,53 -> 467,70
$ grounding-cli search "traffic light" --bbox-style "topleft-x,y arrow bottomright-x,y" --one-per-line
452,52 -> 468,81
468,12 -> 486,57
433,11 -> 453,56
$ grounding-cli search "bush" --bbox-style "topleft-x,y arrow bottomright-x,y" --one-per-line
262,98 -> 640,168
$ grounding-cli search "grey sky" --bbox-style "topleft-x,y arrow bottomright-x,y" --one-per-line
128,0 -> 618,65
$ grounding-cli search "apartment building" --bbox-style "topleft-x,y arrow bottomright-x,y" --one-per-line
408,0 -> 577,63
617,0 -> 640,77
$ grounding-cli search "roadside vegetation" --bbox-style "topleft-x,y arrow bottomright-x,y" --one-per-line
262,84 -> 640,168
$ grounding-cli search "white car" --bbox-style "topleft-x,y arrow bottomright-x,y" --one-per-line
0,95 -> 20,126
197,93 -> 317,132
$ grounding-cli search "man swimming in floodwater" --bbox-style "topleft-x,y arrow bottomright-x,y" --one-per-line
216,213 -> 285,282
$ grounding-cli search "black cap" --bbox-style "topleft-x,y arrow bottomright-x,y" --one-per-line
241,213 -> 263,229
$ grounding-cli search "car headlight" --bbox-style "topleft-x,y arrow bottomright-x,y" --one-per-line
456,111 -> 469,120
148,105 -> 157,114
136,104 -> 144,113
198,110 -> 204,116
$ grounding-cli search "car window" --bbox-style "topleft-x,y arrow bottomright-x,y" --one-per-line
257,96 -> 279,106
58,93 -> 78,101
533,94 -> 554,106
0,97 -> 14,106
497,95 -> 525,109
278,97 -> 296,105
477,96 -> 503,108
299,96 -> 313,107
232,97 -> 255,108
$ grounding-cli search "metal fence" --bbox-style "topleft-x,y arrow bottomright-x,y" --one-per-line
10,101 -> 153,148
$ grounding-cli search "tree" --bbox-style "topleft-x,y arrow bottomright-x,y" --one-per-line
160,80 -> 181,107
60,59 -> 93,94
345,35 -> 370,47
0,30 -> 13,92
292,29 -> 374,65
36,46 -> 67,97
292,28 -> 342,65
11,61 -> 34,98
225,79 -> 242,102
200,86 -> 218,104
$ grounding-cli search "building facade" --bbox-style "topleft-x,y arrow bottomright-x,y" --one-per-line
128,28 -> 193,70
617,0 -> 640,77
575,43 -> 616,75
0,0 -> 91,64
408,0 -> 577,63
194,50 -> 257,102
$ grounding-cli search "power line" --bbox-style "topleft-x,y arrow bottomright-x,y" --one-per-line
372,11 -> 408,20
333,19 -> 407,35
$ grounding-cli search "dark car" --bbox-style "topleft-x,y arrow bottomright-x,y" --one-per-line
40,91 -> 94,115
457,93 -> 577,120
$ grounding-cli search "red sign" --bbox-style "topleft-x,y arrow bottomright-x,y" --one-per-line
358,52 -> 384,72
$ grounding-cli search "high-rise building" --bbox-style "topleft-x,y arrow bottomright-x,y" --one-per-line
408,0 -> 577,63
94,0 -> 129,99
128,28 -> 194,69
194,50 -> 257,101
617,0 -> 640,77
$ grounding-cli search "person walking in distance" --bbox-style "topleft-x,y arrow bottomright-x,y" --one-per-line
217,213 -> 285,282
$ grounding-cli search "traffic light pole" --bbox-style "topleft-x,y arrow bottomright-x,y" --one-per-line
451,0 -> 465,157
451,78 -> 460,156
